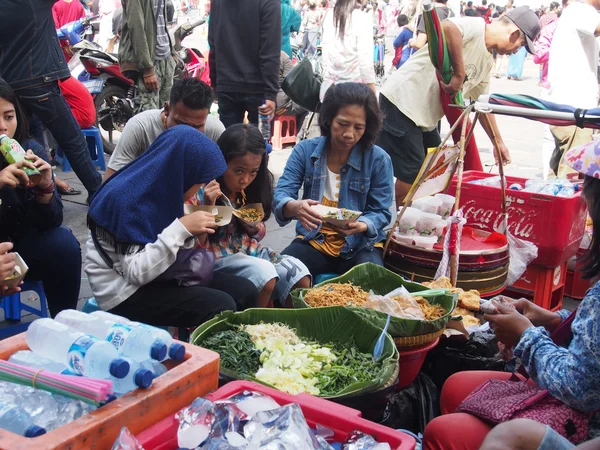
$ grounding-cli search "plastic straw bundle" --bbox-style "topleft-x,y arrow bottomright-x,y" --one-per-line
0,360 -> 113,406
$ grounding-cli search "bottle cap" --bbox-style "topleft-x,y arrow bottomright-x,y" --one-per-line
134,369 -> 154,389
24,425 -> 46,438
150,342 -> 168,361
109,358 -> 130,379
169,343 -> 186,361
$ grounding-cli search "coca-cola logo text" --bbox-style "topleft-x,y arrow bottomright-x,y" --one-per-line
460,200 -> 538,239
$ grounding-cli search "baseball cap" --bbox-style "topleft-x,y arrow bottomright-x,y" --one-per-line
505,6 -> 541,54
565,139 -> 600,178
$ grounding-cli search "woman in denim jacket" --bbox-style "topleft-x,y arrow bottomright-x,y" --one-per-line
274,82 -> 394,277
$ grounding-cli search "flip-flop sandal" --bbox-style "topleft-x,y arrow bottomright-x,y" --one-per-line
58,186 -> 82,196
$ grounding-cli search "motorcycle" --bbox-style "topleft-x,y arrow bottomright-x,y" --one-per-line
75,17 -> 209,154
172,18 -> 210,85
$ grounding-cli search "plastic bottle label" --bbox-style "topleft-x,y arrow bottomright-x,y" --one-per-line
106,323 -> 133,352
67,336 -> 96,375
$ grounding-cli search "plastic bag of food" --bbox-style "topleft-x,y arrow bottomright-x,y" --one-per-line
366,287 -> 425,320
176,397 -> 219,449
111,427 -> 144,450
506,233 -> 538,285
342,430 -> 391,450
215,390 -> 280,420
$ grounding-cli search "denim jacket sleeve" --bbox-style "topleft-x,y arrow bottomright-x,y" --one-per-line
356,148 -> 393,244
274,141 -> 309,226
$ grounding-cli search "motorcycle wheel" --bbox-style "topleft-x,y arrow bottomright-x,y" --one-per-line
94,83 -> 132,155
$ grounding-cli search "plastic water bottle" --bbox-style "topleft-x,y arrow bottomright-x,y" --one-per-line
258,105 -> 271,142
539,183 -> 561,196
90,311 -> 186,361
26,318 -> 130,379
55,310 -> 167,362
112,358 -> 153,395
557,185 -> 576,197
140,359 -> 168,378
8,350 -> 78,376
0,402 -> 46,437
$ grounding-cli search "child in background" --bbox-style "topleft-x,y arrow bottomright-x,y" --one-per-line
188,124 -> 311,307
392,14 -> 414,70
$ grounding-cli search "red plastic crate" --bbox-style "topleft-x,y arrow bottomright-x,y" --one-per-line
136,381 -> 416,450
565,249 -> 592,300
448,171 -> 587,268
505,262 -> 568,311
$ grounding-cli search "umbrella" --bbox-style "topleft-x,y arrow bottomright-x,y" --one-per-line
422,0 -> 464,105
476,93 -> 600,129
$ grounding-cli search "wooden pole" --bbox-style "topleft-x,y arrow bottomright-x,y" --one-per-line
383,105 -> 474,259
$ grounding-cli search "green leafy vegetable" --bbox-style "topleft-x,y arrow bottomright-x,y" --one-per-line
315,341 -> 382,396
202,330 -> 261,377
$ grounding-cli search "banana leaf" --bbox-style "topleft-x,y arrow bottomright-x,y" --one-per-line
191,307 -> 399,399
290,263 -> 458,338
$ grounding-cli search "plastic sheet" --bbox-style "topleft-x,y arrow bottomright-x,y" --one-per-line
421,331 -> 505,391
506,233 -> 538,285
379,373 -> 440,435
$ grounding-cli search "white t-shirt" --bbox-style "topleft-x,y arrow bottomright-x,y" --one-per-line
380,17 -> 493,130
320,8 -> 376,100
107,109 -> 225,172
547,2 -> 600,108
323,167 -> 341,203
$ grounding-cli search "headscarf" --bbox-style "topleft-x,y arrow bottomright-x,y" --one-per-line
88,125 -> 227,252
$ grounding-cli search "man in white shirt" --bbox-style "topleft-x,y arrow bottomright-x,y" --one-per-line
105,78 -> 225,180
547,0 -> 600,177
379,8 -> 540,202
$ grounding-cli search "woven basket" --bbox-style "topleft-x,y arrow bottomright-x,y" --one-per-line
380,360 -> 400,390
394,328 -> 445,349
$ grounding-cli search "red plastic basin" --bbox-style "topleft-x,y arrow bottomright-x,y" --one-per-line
397,338 -> 440,389
136,380 -> 416,450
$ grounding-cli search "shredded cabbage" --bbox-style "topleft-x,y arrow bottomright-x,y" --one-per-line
242,324 -> 337,395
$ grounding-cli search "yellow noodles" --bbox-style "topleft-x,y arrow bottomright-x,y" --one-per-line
304,282 -> 369,307
413,296 -> 446,320
239,208 -> 263,222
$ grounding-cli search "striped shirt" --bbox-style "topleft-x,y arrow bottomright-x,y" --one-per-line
153,0 -> 171,60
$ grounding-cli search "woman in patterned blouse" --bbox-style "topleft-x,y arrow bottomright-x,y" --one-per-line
422,142 -> 600,449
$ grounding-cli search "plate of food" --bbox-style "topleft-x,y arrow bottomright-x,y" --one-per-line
310,204 -> 362,229
183,204 -> 233,227
3,253 -> 28,289
233,203 -> 265,226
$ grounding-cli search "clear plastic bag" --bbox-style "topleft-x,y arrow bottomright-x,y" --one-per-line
366,287 -> 425,320
111,427 -> 144,450
506,233 -> 538,285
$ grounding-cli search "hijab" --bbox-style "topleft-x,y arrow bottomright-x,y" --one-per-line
88,125 -> 226,252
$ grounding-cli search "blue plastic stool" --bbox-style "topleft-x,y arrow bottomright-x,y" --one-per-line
61,127 -> 106,172
0,280 -> 49,339
314,273 -> 339,285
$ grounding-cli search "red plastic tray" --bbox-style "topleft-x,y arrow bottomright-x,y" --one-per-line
136,381 -> 416,450
448,171 -> 587,268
